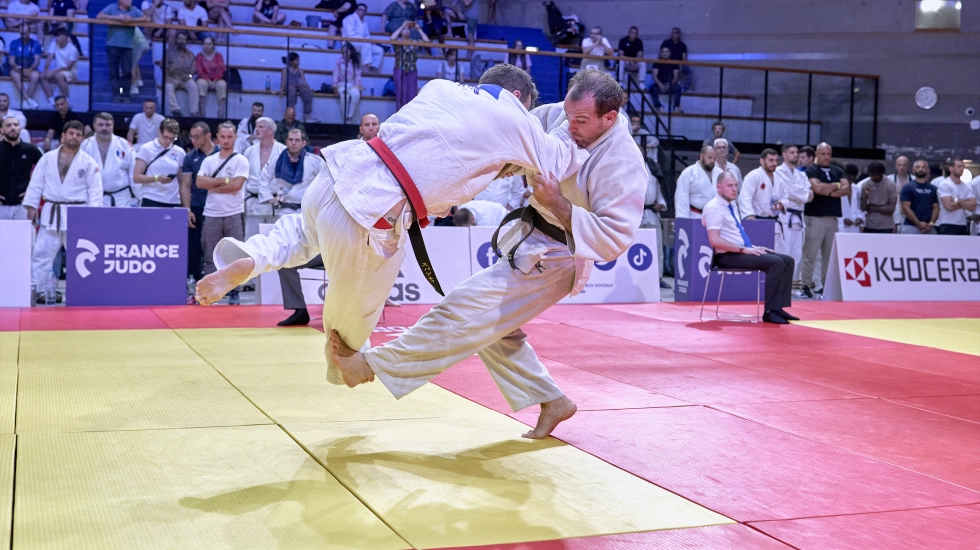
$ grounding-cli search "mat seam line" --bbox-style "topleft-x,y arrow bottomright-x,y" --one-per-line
745,500 -> 980,523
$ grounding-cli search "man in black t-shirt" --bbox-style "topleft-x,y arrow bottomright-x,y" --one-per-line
0,116 -> 43,220
800,142 -> 850,295
180,120 -> 219,282
617,26 -> 646,89
659,27 -> 690,88
44,96 -> 91,152
651,46 -> 681,113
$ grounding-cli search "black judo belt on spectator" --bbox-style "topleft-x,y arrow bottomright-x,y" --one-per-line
490,206 -> 568,269
786,208 -> 804,230
103,186 -> 134,206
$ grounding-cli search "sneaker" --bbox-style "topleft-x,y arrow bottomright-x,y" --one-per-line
24,98 -> 39,109
172,109 -> 183,116
227,291 -> 240,305
800,285 -> 814,298
659,280 -> 671,289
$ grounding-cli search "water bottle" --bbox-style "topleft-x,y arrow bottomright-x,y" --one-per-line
770,194 -> 779,214
44,276 -> 57,306
265,76 -> 271,91
187,276 -> 197,305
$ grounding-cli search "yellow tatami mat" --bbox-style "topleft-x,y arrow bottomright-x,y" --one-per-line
14,426 -> 408,550
285,417 -> 733,549
0,368 -> 15,435
796,318 -> 980,356
0,333 -> 16,368
176,328 -> 328,368
0,435 -> 14,550
18,330 -> 208,370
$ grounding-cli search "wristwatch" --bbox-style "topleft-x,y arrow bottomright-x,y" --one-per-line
738,244 -> 745,252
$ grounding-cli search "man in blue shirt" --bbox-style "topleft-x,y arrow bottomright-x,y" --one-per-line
97,0 -> 147,103
180,121 -> 219,282
9,26 -> 43,110
900,159 -> 940,234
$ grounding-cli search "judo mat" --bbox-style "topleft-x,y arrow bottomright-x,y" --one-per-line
0,301 -> 978,549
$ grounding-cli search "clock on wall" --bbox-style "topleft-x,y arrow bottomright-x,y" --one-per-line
915,86 -> 938,110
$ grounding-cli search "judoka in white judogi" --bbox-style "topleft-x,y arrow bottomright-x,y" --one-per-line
773,160 -> 812,278
675,150 -> 722,219
242,118 -> 286,237
738,166 -> 777,220
641,162 -> 666,279
474,174 -> 525,210
81,131 -> 136,208
838,181 -> 864,233
342,7 -> 384,71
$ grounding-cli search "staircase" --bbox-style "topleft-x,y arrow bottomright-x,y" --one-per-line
87,0 -> 159,113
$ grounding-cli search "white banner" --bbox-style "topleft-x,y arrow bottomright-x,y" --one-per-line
824,233 -> 980,301
0,220 -> 32,307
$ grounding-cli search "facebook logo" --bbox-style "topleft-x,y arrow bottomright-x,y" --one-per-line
595,260 -> 617,271
476,242 -> 499,269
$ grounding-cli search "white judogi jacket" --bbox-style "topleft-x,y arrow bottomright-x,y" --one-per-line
641,163 -> 666,228
81,135 -> 136,205
328,80 -> 587,230
342,12 -> 370,39
838,182 -> 864,233
458,199 -> 508,226
243,140 -> 287,216
675,162 -> 722,218
774,163 -> 811,230
718,161 -> 742,190
265,148 -> 325,207
22,147 -> 102,231
474,174 -> 524,210
738,166 -> 777,218
235,117 -> 258,154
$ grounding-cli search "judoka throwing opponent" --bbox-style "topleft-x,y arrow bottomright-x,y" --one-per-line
195,65 -> 588,385
332,70 -> 646,439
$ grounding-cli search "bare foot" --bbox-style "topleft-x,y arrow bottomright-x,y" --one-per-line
196,258 -> 254,305
329,329 -> 375,387
522,396 -> 577,440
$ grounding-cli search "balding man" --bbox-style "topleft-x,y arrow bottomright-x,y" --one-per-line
889,155 -> 911,231
800,142 -> 850,297
243,116 -> 285,237
358,113 -> 380,141
675,145 -> 722,219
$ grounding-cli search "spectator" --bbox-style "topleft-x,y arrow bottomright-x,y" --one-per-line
235,101 -> 263,153
737,148 -> 779,220
381,0 -> 416,34
453,199 -> 508,227
969,173 -> 980,235
773,144 -> 813,280
206,0 -> 234,39
421,0 -> 449,46
334,42 -> 362,124
900,159 -> 939,234
4,0 -> 42,40
343,3 -> 383,74
838,163 -> 863,234
176,0 -> 213,42
242,116 -> 283,237
44,96 -> 90,151
580,26 -> 613,71
713,138 -> 741,190
0,116 -> 42,221
617,26 -> 645,89
474,173 -> 523,210
437,48 -> 464,83
180,120 -> 218,282
130,25 -> 150,95
0,94 -> 27,132
858,161 -> 897,234
703,171 -> 798,325
165,32 -> 199,116
674,145 -> 721,219
47,0 -> 81,51
651,46 -> 680,114
320,0 -> 355,48
391,20 -> 429,110
640,160 -> 669,289
660,27 -> 689,89
127,98 -> 164,150
9,26 -> 43,110
133,117 -> 185,207
630,114 -> 658,160
702,121 -> 740,163
274,106 -> 306,144
936,157 -> 977,235
800,142 -> 849,296
196,121 -> 249,305
81,112 -> 136,209
889,155 -> 911,231
141,0 -> 175,39
508,39 -> 531,72
358,112 -> 379,140
457,0 -> 478,50
279,52 -> 316,123
40,29 -> 78,110
195,36 -> 227,118
253,0 -> 285,25
798,145 -> 814,171
97,0 -> 147,104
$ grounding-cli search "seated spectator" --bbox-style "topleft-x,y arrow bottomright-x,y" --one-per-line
40,28 -> 78,109
900,159 -> 939,234
319,0 -> 354,49
253,0 -> 285,25
206,0 -> 234,39
176,0 -> 214,42
274,106 -> 306,144
453,199 -> 508,227
195,36 -> 227,118
342,3 -> 383,73
165,31 -> 199,116
580,26 -> 613,71
280,52 -> 316,122
630,114 -> 659,160
651,46 -> 680,114
421,0 -> 449,46
47,0 -> 80,48
660,27 -> 690,90
381,0 -> 416,34
9,26 -> 42,110
4,0 -> 42,40
391,20 -> 428,110
141,0 -> 175,39
437,49 -> 464,83
44,96 -> 91,151
333,43 -> 362,124
617,26 -> 646,90
703,121 -> 740,162
508,39 -> 531,72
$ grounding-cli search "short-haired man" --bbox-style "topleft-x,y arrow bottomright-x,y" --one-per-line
773,144 -> 813,279
581,26 -> 614,72
236,102 -> 265,153
659,27 -> 689,88
900,159 -> 939,235
703,171 -> 797,324
702,121 -> 740,163
9,26 -> 43,110
737,148 -> 779,220
358,113 -> 380,141
97,0 -> 148,103
164,31 -> 200,116
889,155 -> 911,230
0,94 -> 27,131
180,121 -> 219,282
274,107 -> 307,145
798,146 -> 815,171
616,26 -> 646,89
675,145 -> 722,219
858,161 -> 898,234
127,98 -> 165,150
713,137 -> 741,188
651,46 -> 681,114
800,142 -> 850,295
22,120 -> 102,302
134,118 -> 185,207
343,3 -> 384,73
45,96 -> 91,152
453,199 -> 508,227
0,116 -> 42,220
40,28 -> 79,109
243,116 -> 285,237
935,158 -> 977,235
81,112 -> 137,208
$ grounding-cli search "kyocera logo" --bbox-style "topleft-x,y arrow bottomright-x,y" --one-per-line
870,254 -> 980,284
75,241 -> 181,277
844,251 -> 872,287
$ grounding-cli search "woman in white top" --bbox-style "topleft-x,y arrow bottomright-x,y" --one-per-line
333,42 -> 363,124
508,39 -> 532,72
133,118 -> 186,207
437,48 -> 464,83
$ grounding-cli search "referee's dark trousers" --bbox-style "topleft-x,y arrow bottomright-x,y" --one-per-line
713,252 -> 795,312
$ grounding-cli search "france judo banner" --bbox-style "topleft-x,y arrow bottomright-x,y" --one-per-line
67,207 -> 188,306
823,233 -> 980,301
672,218 -> 775,302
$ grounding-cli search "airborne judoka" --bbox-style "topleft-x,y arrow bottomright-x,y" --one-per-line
195,65 -> 588,386
332,70 -> 647,440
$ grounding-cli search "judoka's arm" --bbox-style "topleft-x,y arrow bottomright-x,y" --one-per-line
86,166 -> 103,207
674,170 -> 691,218
196,174 -> 245,193
22,156 -> 46,220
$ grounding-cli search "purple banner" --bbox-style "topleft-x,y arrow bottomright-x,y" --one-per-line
673,218 -> 775,302
66,207 -> 188,306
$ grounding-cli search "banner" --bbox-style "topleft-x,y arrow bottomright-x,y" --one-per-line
0,220 -> 32,307
673,218 -> 775,302
824,233 -> 980,301
66,207 -> 188,306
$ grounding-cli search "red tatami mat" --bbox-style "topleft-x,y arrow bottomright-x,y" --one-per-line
839,347 -> 980,382
887,395 -> 980,424
0,308 -> 19,331
18,306 -> 168,331
511,406 -> 980,522
718,398 -> 980,490
151,304 -> 313,329
556,320 -> 805,355
751,504 -> 980,550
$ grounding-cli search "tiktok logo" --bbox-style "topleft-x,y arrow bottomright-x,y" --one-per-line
476,242 -> 500,269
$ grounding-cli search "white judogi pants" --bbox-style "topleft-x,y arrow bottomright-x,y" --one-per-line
354,42 -> 384,70
364,229 -> 572,412
0,205 -> 29,220
775,213 -> 804,280
33,228 -> 66,292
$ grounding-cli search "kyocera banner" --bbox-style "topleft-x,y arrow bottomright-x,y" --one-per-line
672,218 -> 776,302
67,207 -> 188,306
824,233 -> 980,301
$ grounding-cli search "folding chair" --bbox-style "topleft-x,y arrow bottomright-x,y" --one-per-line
699,254 -> 763,322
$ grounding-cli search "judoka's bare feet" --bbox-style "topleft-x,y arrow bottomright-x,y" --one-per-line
522,396 -> 577,440
196,258 -> 254,305
329,329 -> 375,387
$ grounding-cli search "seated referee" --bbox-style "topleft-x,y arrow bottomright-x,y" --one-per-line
702,172 -> 800,325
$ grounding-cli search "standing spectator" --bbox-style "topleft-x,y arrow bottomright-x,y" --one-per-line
773,144 -> 813,280
141,0 -> 175,39
900,159 -> 939,234
242,116 -> 283,237
457,0 -> 479,50
195,36 -> 227,118
274,107 -> 306,145
358,112 -> 379,140
253,0 -> 285,25
40,29 -> 78,110
44,96 -> 91,152
508,39 -> 531,72
838,163 -> 863,234
737,148 -> 779,220
580,26 -> 613,71
858,161 -> 897,234
651,46 -> 680,114
616,26 -> 645,89
175,0 -> 213,42
391,21 -> 428,110
713,138 -> 741,189
798,145 -> 814,171
133,118 -> 185,207
9,26 -> 43,110
180,121 -> 218,282
197,121 -> 249,305
343,4 -> 383,73
4,0 -> 42,40
235,102 -> 263,153
127,98 -> 164,150
889,155 -> 911,231
800,142 -> 850,296
0,116 -> 42,221
130,24 -> 150,95
334,42 -> 362,124
936,158 -> 977,235
381,0 -> 416,33
660,27 -> 689,89
641,160 -> 669,288
164,32 -> 199,116
674,145 -> 721,219
702,121 -> 740,163
437,48 -> 464,83
97,0 -> 147,104
81,112 -> 137,208
279,52 -> 316,123
206,0 -> 234,39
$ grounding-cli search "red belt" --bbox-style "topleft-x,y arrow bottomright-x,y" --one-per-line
690,206 -> 703,214
367,137 -> 429,230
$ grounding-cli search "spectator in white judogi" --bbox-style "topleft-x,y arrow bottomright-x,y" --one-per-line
674,145 -> 721,219
714,138 -> 741,191
838,164 -> 864,233
453,199 -> 509,227
641,160 -> 668,287
235,102 -> 264,153
474,174 -> 525,210
343,3 -> 383,73
22,120 -> 102,301
738,148 -> 779,221
773,144 -> 812,280
81,112 -> 137,208
242,116 -> 285,237
888,155 -> 911,231
133,118 -> 185,207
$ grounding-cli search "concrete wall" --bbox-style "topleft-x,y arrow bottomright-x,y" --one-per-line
496,0 -> 980,155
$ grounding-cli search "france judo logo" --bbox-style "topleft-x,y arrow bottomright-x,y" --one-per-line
676,229 -> 689,278
74,239 -> 100,278
844,251 -> 872,287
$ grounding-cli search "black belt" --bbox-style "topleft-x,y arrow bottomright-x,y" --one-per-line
103,185 -> 134,206
491,206 -> 567,269
786,208 -> 804,230
45,200 -> 85,229
278,201 -> 302,210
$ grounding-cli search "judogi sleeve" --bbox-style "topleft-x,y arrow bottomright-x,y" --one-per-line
567,153 -> 646,262
512,103 -> 587,184
86,158 -> 103,206
674,167 -> 692,218
22,154 -> 49,209
737,170 -> 758,216
258,151 -> 279,203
